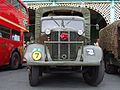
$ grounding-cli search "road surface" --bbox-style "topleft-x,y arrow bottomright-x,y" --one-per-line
0,66 -> 120,90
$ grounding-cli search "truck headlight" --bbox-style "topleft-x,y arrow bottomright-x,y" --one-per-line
32,51 -> 42,61
45,29 -> 51,35
78,30 -> 83,35
86,49 -> 95,56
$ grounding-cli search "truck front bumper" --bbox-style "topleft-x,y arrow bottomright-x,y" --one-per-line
27,61 -> 101,66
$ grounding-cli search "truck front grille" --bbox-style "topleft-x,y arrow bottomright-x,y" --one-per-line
45,31 -> 83,61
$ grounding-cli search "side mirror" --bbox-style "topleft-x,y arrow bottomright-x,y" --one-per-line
96,24 -> 99,30
86,23 -> 99,30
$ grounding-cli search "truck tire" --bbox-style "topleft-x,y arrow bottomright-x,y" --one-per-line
83,61 -> 104,86
104,54 -> 117,74
29,66 -> 41,86
10,52 -> 20,69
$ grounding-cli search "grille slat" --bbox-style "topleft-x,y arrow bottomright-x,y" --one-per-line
60,44 -> 68,59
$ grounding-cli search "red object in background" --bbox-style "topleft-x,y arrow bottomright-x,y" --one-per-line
0,0 -> 29,67
60,32 -> 68,41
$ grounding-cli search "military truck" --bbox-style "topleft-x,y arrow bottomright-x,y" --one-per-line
24,6 -> 104,86
99,20 -> 120,74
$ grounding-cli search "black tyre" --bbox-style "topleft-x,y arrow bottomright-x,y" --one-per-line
10,52 -> 20,69
104,54 -> 118,74
83,61 -> 104,86
29,66 -> 41,86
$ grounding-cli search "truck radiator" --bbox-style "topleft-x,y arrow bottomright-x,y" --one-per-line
45,31 -> 83,61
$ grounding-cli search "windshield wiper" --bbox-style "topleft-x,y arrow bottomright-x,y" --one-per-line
61,19 -> 65,27
64,18 -> 74,26
51,17 -> 60,27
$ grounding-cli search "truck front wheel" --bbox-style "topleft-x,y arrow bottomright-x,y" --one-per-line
83,61 -> 104,86
29,66 -> 41,86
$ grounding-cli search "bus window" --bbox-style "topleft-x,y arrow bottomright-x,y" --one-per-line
0,32 -> 2,37
0,25 -> 10,39
23,18 -> 28,27
21,4 -> 27,15
12,30 -> 20,41
12,0 -> 20,10
7,0 -> 11,3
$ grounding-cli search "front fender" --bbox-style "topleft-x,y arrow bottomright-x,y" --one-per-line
24,44 -> 46,63
82,45 -> 103,64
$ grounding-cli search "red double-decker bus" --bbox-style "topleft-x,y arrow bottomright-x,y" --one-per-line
0,0 -> 29,69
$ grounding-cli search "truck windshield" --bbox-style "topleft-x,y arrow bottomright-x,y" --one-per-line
41,18 -> 84,32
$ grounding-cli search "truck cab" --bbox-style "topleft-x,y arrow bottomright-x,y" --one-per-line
24,6 -> 104,87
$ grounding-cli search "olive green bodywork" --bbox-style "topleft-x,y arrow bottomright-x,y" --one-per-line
24,6 -> 103,66
24,6 -> 104,86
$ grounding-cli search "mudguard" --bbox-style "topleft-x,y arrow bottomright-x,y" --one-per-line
24,44 -> 46,63
82,45 -> 103,64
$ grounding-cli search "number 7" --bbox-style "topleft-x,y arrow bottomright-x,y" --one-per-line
35,53 -> 39,58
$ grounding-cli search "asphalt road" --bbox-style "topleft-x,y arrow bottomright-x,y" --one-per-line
0,66 -> 120,90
